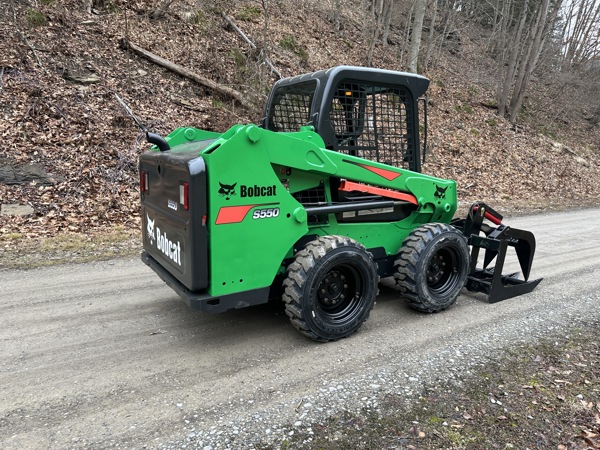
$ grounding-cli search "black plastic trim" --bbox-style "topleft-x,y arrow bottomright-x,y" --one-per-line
142,252 -> 271,313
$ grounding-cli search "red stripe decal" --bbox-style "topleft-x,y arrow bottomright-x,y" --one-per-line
344,160 -> 402,181
215,205 -> 258,225
357,163 -> 402,181
215,203 -> 280,225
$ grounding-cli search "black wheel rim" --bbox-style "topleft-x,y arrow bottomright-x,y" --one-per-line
316,263 -> 364,323
427,246 -> 462,295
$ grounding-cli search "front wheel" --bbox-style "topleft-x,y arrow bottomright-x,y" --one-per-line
282,236 -> 378,342
394,223 -> 469,313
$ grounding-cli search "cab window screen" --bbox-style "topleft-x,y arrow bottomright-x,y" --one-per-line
267,81 -> 316,132
329,81 -> 413,168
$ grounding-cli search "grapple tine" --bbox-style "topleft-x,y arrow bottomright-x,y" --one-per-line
482,247 -> 499,271
506,227 -> 536,281
451,202 -> 542,303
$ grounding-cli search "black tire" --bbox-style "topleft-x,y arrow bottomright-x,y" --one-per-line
394,223 -> 469,313
282,236 -> 379,342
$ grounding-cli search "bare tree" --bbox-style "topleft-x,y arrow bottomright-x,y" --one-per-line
381,0 -> 394,48
150,0 -> 177,20
259,0 -> 270,92
407,0 -> 427,72
560,0 -> 600,70
434,0 -> 458,64
423,0 -> 439,70
507,0 -> 564,123
83,0 -> 106,14
329,0 -> 341,32
365,0 -> 394,65
497,0 -> 528,118
399,0 -> 414,67
488,0 -> 565,123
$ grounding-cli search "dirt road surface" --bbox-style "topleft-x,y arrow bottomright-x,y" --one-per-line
1,208 -> 599,449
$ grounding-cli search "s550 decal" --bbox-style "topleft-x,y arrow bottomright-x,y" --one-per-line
252,208 -> 280,219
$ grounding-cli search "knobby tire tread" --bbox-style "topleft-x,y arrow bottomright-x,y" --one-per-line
282,235 -> 378,342
394,223 -> 468,313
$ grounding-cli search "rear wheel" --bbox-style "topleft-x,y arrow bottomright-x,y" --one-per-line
282,236 -> 378,342
394,223 -> 469,313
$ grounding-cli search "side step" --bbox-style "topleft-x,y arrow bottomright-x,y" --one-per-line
452,202 -> 542,303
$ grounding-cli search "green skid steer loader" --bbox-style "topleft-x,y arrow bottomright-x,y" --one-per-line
139,66 -> 541,342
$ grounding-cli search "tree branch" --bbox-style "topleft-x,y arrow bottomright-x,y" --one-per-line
221,13 -> 282,79
120,39 -> 256,111
12,4 -> 47,73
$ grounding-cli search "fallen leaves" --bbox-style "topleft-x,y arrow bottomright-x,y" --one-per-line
0,0 -> 599,242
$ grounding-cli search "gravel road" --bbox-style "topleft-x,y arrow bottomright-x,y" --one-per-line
1,208 -> 599,449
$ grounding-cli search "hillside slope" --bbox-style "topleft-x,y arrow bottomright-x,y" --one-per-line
1,0 -> 598,238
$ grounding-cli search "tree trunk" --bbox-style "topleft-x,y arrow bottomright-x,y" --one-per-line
259,0 -> 270,92
149,0 -> 176,20
508,0 -> 551,123
399,1 -> 414,67
381,0 -> 393,47
423,0 -> 438,70
221,13 -> 281,79
494,0 -> 512,108
407,0 -> 427,73
498,0 -> 528,118
121,40 -> 256,111
436,0 -> 455,62
564,0 -> 600,69
366,0 -> 381,65
330,0 -> 341,32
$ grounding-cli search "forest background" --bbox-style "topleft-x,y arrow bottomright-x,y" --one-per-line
1,2 -> 599,448
0,0 -> 598,246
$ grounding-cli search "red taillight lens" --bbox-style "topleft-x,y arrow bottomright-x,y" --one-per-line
140,170 -> 148,193
180,182 -> 189,210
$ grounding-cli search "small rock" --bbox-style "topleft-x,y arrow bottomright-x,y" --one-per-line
1,204 -> 35,216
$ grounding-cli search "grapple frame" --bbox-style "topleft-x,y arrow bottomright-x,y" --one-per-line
452,202 -> 543,303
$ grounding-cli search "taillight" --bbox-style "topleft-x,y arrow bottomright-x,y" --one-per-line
180,182 -> 189,210
140,170 -> 148,193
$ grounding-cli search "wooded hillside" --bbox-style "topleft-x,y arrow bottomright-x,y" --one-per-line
1,0 -> 598,238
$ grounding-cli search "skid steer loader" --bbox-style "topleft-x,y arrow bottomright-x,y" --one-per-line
139,66 -> 541,342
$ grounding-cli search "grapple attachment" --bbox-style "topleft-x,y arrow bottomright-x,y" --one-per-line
452,203 -> 542,303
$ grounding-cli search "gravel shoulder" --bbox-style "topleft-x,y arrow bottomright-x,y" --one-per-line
1,208 -> 599,449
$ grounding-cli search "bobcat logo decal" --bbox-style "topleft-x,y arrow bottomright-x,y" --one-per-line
434,185 -> 448,200
146,213 -> 155,244
219,182 -> 237,200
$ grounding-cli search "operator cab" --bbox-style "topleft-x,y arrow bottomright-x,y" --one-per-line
262,66 -> 429,173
